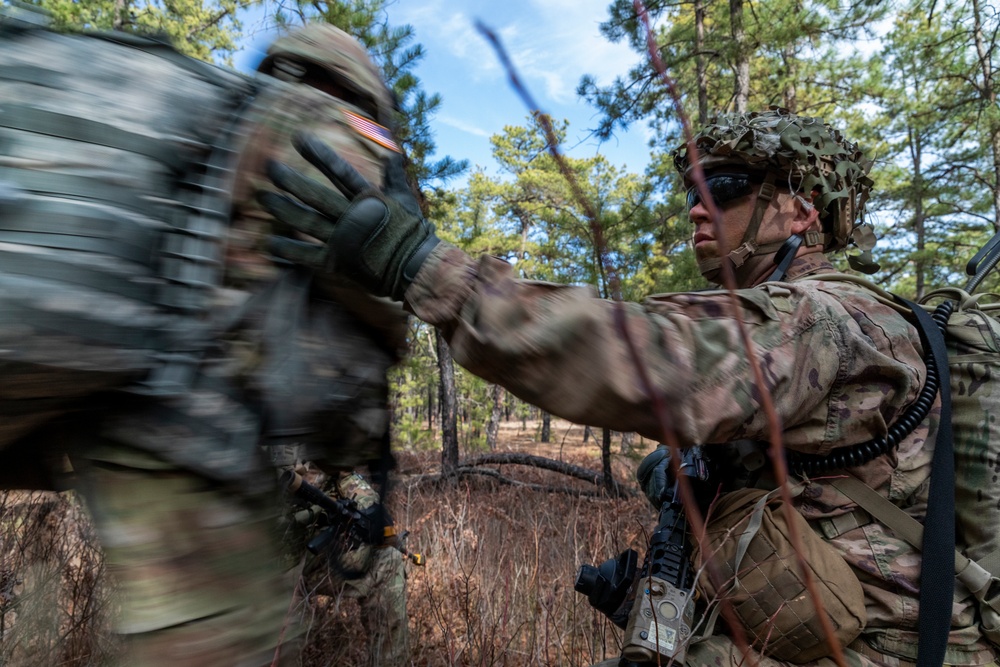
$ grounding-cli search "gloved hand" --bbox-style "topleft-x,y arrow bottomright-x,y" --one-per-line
636,445 -> 671,510
258,131 -> 439,302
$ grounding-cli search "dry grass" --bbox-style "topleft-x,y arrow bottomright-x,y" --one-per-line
0,419 -> 657,666
0,490 -> 119,667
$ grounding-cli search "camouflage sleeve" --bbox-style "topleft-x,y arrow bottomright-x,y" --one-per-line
334,471 -> 380,511
404,243 -> 925,455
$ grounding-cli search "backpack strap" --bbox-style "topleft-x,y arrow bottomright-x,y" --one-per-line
831,476 -> 998,589
900,298 -> 955,667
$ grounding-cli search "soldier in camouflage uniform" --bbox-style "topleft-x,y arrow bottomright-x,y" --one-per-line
0,17 -> 406,667
263,108 -> 1000,666
282,461 -> 411,667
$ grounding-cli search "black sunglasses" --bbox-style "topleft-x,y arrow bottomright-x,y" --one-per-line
685,173 -> 757,211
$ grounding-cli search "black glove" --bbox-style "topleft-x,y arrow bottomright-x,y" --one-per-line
636,445 -> 671,510
259,132 -> 439,302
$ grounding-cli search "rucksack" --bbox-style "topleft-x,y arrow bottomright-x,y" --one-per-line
0,15 -> 408,476
788,250 -> 1000,659
0,17 -> 259,397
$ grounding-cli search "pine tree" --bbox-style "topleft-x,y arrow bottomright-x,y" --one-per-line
35,0 -> 253,61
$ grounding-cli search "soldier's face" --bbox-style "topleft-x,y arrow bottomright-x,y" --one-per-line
687,172 -> 760,267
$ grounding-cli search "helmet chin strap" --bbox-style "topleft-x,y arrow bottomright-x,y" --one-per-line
766,228 -> 828,282
697,172 -> 827,284
698,172 -> 782,283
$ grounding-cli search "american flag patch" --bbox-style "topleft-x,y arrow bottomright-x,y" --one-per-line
342,109 -> 400,153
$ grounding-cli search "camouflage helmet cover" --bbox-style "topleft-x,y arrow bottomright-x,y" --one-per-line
673,107 -> 875,255
259,23 -> 395,124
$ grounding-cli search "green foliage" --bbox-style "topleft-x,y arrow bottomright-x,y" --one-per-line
443,115 -> 662,299
858,0 -> 1000,296
389,321 -> 440,450
32,0 -> 253,62
568,0 -> 1000,299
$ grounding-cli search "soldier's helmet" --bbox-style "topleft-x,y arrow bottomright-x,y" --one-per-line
258,23 -> 396,126
672,108 -> 874,254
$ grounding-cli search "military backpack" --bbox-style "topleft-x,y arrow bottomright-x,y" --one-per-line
0,13 -> 406,478
787,241 -> 1000,658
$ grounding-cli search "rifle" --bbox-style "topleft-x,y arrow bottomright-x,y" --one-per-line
280,470 -> 425,568
575,446 -> 712,665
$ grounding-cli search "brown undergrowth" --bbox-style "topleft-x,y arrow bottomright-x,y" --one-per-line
0,419 -> 656,666
0,489 -> 119,666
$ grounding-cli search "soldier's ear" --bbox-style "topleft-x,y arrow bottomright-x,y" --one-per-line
790,194 -> 821,235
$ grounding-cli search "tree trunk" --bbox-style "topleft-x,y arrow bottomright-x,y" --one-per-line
113,0 -> 127,30
730,0 -> 750,112
782,43 -> 797,112
540,412 -> 551,443
620,431 -> 635,455
486,384 -> 505,451
435,329 -> 459,473
694,0 -> 708,125
601,427 -> 614,493
972,0 -> 1000,232
426,382 -> 434,431
908,125 -> 927,300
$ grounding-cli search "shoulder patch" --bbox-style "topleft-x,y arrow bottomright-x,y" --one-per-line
342,109 -> 400,153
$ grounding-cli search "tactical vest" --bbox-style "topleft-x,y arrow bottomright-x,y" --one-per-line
0,20 -> 258,395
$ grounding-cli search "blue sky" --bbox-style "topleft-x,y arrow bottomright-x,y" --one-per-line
235,0 -> 655,183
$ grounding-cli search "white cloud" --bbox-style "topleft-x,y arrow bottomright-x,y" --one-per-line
521,0 -> 639,89
395,0 -> 501,81
398,0 -> 638,104
437,114 -> 492,138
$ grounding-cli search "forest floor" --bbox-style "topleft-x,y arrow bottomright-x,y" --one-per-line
314,418 -> 659,666
0,418 -> 659,667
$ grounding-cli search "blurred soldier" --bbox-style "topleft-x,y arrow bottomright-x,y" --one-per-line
0,12 -> 405,667
281,461 -> 411,667
263,109 -> 997,665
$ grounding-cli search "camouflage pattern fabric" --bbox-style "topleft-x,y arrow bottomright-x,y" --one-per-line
0,27 -> 250,453
0,19 -> 405,667
230,71 -> 400,288
0,22 -> 408,475
71,434 -> 299,666
943,301 -> 1000,646
405,245 -> 996,665
258,23 -> 397,129
226,65 -> 408,470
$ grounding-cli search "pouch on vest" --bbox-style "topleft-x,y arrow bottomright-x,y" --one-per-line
0,25 -> 256,399
693,487 -> 866,663
216,267 -> 396,470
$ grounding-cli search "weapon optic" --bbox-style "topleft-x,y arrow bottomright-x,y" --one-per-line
575,446 -> 712,666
